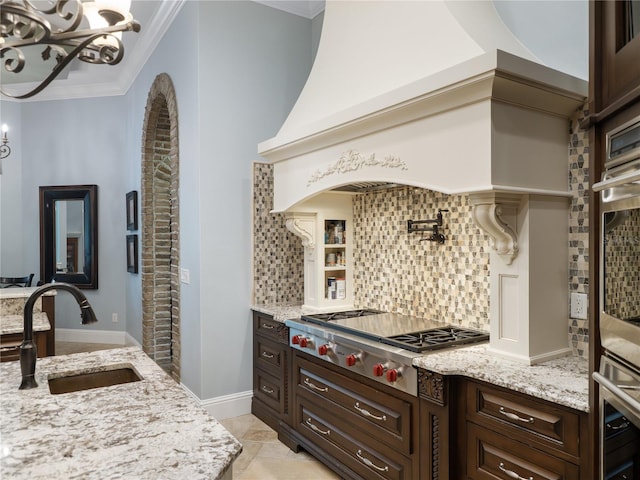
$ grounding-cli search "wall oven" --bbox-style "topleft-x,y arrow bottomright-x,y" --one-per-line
593,115 -> 640,480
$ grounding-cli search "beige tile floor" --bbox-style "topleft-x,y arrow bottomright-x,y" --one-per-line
220,414 -> 341,480
55,341 -> 340,479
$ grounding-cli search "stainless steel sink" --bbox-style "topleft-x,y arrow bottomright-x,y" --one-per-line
48,366 -> 142,394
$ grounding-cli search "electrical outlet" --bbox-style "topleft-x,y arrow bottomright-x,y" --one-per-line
570,293 -> 588,320
112,313 -> 118,323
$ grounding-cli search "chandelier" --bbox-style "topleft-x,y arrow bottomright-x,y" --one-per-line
0,0 -> 141,99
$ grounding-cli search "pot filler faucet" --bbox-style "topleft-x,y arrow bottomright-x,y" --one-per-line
19,282 -> 98,390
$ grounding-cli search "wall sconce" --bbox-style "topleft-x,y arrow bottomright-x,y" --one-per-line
0,125 -> 10,160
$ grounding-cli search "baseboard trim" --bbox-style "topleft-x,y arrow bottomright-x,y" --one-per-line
181,384 -> 253,420
56,328 -> 126,345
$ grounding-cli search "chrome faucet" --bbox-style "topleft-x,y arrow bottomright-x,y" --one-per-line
20,283 -> 98,390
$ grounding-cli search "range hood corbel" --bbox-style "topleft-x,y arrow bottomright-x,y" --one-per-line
469,193 -> 520,265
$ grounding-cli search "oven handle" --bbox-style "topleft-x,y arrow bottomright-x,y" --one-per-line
593,371 -> 640,413
592,169 -> 640,192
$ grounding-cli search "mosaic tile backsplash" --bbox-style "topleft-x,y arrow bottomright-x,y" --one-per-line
568,105 -> 590,357
253,103 -> 591,357
252,163 -> 304,305
351,187 -> 490,331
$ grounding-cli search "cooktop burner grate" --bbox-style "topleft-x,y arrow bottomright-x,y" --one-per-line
303,309 -> 384,322
384,326 -> 489,353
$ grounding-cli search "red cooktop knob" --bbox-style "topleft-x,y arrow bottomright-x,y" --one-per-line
318,344 -> 330,356
292,335 -> 301,345
373,363 -> 385,377
299,337 -> 309,348
346,354 -> 358,367
386,369 -> 399,383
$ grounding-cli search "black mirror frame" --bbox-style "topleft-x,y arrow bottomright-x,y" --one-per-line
40,185 -> 98,289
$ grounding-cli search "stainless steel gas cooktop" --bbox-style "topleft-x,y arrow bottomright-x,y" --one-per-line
301,310 -> 489,353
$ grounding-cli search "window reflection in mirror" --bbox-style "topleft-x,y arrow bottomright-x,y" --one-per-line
40,185 -> 98,289
55,199 -> 86,274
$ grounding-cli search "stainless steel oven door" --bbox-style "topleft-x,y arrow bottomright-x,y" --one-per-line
594,161 -> 640,368
593,355 -> 640,479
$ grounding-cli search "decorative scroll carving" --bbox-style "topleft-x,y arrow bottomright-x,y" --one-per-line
418,369 -> 447,406
432,414 -> 440,479
469,192 -> 520,265
285,212 -> 316,248
307,150 -> 408,185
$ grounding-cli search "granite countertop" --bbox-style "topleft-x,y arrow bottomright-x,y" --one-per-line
413,344 -> 589,412
250,304 -> 589,412
1,313 -> 51,335
251,303 -> 304,322
0,287 -> 56,299
0,347 -> 242,479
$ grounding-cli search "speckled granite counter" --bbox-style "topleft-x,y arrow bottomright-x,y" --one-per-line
251,303 -> 304,322
0,313 -> 50,335
413,344 -> 589,412
251,305 -> 589,412
0,347 -> 242,479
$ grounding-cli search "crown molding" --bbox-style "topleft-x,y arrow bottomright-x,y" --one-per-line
254,0 -> 325,19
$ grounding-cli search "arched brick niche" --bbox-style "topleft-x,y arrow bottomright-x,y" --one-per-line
141,73 -> 180,381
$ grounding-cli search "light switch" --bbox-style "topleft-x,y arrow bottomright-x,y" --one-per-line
180,268 -> 190,284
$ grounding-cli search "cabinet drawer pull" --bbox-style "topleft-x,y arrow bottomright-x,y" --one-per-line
354,402 -> 387,421
499,406 -> 534,424
607,420 -> 631,431
498,463 -> 533,480
0,346 -> 20,352
261,323 -> 275,329
305,418 -> 330,436
261,385 -> 275,394
303,378 -> 328,392
261,351 -> 275,359
356,449 -> 389,473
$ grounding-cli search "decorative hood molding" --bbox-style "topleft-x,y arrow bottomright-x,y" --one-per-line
258,0 -> 587,213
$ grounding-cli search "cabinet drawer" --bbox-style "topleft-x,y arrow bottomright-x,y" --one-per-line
255,338 -> 285,373
467,423 -> 579,480
298,397 -> 413,480
295,355 -> 413,454
253,313 -> 288,344
467,381 -> 580,457
254,369 -> 285,415
1,332 -> 48,362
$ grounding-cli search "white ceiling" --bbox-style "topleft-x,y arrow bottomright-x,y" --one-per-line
1,0 -> 324,103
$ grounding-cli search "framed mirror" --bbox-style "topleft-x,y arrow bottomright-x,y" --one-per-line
40,185 -> 98,289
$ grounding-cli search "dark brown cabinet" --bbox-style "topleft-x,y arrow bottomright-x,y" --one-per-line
0,330 -> 48,362
251,311 -> 292,432
593,1 -> 640,114
418,370 -> 452,480
459,379 -> 590,480
1,295 -> 55,362
292,351 -> 420,480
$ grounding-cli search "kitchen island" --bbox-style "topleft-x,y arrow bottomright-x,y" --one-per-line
0,347 -> 242,479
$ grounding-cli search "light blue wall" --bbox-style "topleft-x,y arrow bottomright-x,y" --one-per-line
17,96 -> 129,331
122,1 -> 314,398
0,101 -> 24,275
494,0 -> 588,80
124,1 -> 202,394
195,1 -> 314,398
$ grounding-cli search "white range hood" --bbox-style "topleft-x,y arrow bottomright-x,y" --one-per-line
258,0 -> 588,364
